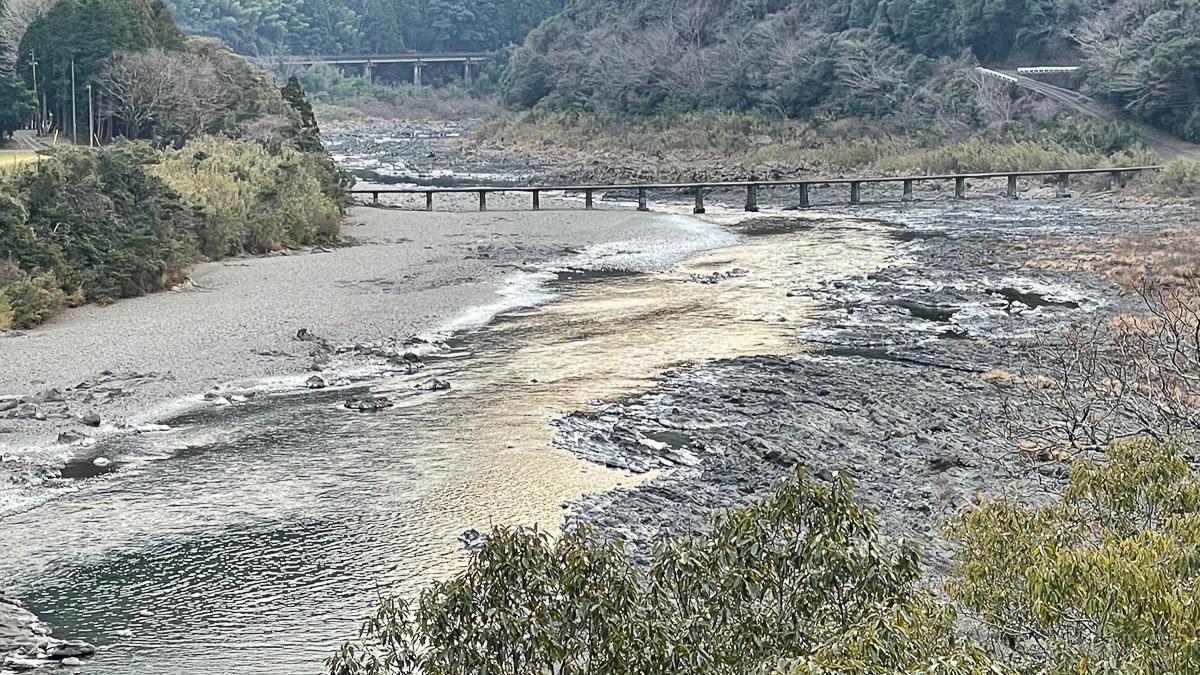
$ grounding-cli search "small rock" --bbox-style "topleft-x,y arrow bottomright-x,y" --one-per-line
306,376 -> 327,389
114,629 -> 134,638
49,641 -> 95,658
458,529 -> 484,550
80,413 -> 102,427
415,378 -> 451,392
138,610 -> 154,617
344,397 -> 394,412
57,431 -> 88,445
61,657 -> 82,667
92,457 -> 112,468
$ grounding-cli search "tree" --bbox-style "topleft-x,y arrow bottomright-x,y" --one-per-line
0,72 -> 36,138
947,438 -> 1200,673
98,47 -> 223,140
18,0 -> 150,138
0,0 -> 56,71
328,467 -> 1002,675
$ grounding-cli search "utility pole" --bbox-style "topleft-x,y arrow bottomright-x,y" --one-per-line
87,84 -> 94,147
29,50 -> 39,133
71,57 -> 78,144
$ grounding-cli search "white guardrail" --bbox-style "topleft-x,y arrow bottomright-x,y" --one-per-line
1017,66 -> 1080,74
976,67 -> 1019,83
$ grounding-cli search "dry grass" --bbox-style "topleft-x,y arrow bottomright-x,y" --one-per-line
0,151 -> 37,166
1018,226 -> 1200,291
479,110 -> 1161,176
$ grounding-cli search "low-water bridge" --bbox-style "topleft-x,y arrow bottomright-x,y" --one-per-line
349,166 -> 1163,213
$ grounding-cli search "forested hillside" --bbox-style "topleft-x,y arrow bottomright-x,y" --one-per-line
156,0 -> 563,57
501,0 -> 1200,141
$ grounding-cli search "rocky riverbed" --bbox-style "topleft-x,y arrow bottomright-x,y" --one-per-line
557,200 -> 1197,572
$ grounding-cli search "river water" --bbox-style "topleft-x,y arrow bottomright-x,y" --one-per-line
0,210 -> 894,674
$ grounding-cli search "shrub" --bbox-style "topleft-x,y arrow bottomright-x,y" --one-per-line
329,467 -> 999,675
0,295 -> 11,331
946,438 -> 1200,673
12,142 -> 196,304
154,135 -> 343,258
1151,160 -> 1200,199
0,260 -> 67,328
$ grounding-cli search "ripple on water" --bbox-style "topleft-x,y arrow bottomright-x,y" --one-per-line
0,217 -> 896,675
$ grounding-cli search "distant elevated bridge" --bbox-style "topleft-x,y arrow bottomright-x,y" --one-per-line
1016,66 -> 1080,74
267,52 -> 490,85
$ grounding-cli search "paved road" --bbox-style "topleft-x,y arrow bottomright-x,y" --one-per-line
1001,71 -> 1200,161
11,130 -> 46,151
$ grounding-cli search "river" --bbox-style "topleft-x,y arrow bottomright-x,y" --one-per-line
0,177 -> 894,672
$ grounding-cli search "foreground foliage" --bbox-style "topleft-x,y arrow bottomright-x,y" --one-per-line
948,438 -> 1200,673
328,468 -> 998,675
332,438 -> 1200,675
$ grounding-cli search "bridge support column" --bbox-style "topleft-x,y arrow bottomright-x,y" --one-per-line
425,191 -> 433,211
638,188 -> 648,211
1007,175 -> 1018,198
902,179 -> 913,202
532,190 -> 540,211
850,181 -> 861,205
955,177 -> 966,199
478,190 -> 487,211
694,187 -> 705,214
1110,170 -> 1126,189
745,184 -> 758,212
414,62 -> 423,86
585,189 -> 594,210
363,62 -> 373,82
372,191 -> 379,206
1057,173 -> 1070,198
464,60 -> 473,88
798,183 -> 810,208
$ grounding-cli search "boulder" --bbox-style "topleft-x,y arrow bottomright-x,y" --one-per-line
305,376 -> 327,390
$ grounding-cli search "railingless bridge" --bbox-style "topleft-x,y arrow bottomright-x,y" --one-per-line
349,166 -> 1164,213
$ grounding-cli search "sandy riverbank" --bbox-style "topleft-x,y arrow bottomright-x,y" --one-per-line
0,201 -> 738,517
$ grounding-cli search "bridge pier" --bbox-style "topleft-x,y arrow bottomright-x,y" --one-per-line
372,191 -> 379,206
1057,173 -> 1070,198
850,181 -> 861,205
585,189 -> 595,210
532,190 -> 540,211
413,62 -> 423,86
798,183 -> 810,208
1110,170 -> 1127,189
955,177 -> 966,199
464,60 -> 473,88
478,190 -> 487,211
902,179 -> 913,202
745,184 -> 759,212
1007,175 -> 1018,198
363,61 -> 373,82
425,191 -> 433,211
638,188 -> 649,211
694,187 -> 706,214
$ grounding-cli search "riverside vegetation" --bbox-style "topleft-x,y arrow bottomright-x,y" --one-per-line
328,439 -> 1200,674
0,0 -> 347,331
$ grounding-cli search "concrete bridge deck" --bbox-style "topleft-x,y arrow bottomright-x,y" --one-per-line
273,53 -> 489,66
349,166 -> 1163,213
